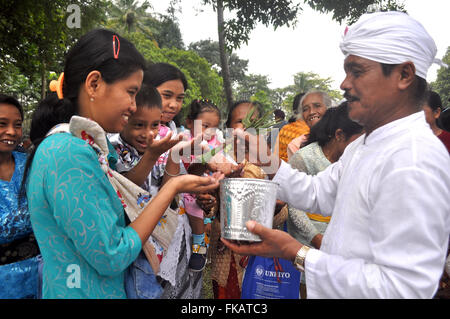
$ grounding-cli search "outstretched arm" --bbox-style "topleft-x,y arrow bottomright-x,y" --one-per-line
130,172 -> 224,245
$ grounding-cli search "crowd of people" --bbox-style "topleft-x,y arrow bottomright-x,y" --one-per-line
1,11 -> 449,299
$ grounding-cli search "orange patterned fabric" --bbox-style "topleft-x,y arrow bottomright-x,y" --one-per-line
212,253 -> 241,299
277,120 -> 310,162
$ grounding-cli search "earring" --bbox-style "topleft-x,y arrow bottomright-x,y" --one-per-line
90,97 -> 94,102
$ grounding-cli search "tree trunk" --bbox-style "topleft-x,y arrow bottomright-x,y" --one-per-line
217,0 -> 234,112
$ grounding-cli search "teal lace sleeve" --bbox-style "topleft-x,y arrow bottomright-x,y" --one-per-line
28,133 -> 141,298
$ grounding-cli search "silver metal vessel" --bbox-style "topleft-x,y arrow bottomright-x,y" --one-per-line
220,178 -> 279,241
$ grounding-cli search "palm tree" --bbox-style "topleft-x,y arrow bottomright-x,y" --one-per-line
107,0 -> 157,44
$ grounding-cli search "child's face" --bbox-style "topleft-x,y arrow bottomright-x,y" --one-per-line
156,79 -> 185,124
120,106 -> 161,154
229,103 -> 259,130
0,103 -> 23,154
186,111 -> 220,140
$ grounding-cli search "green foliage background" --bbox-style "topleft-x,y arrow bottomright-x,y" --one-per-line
431,47 -> 450,109
2,0 -> 446,135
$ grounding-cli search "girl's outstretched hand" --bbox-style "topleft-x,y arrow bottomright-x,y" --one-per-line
170,133 -> 209,163
174,171 -> 224,194
146,131 -> 183,159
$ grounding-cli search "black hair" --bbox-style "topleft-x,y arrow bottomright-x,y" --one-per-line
186,98 -> 220,121
21,29 -> 146,203
308,101 -> 363,147
438,107 -> 450,132
292,93 -> 305,113
380,63 -> 428,106
172,114 -> 181,127
29,29 -> 146,145
426,90 -> 443,112
0,94 -> 24,120
144,62 -> 188,91
136,84 -> 162,110
288,92 -> 305,123
226,100 -> 262,128
424,90 -> 446,130
273,109 -> 285,120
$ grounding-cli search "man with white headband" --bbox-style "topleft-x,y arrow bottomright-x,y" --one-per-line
222,11 -> 450,298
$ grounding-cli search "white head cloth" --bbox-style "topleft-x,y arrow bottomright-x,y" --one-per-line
340,11 -> 447,79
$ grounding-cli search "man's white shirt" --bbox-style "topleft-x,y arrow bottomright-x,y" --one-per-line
274,111 -> 450,298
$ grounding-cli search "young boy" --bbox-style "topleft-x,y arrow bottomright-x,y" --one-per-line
109,84 -> 207,298
109,83 -> 182,198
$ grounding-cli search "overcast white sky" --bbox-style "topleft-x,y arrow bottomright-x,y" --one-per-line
151,0 -> 449,91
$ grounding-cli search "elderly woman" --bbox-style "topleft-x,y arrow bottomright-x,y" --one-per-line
285,89 -> 333,161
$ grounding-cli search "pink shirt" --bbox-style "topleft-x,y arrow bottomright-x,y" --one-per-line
182,130 -> 221,219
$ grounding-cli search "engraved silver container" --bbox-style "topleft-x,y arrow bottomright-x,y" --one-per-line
220,178 -> 279,242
